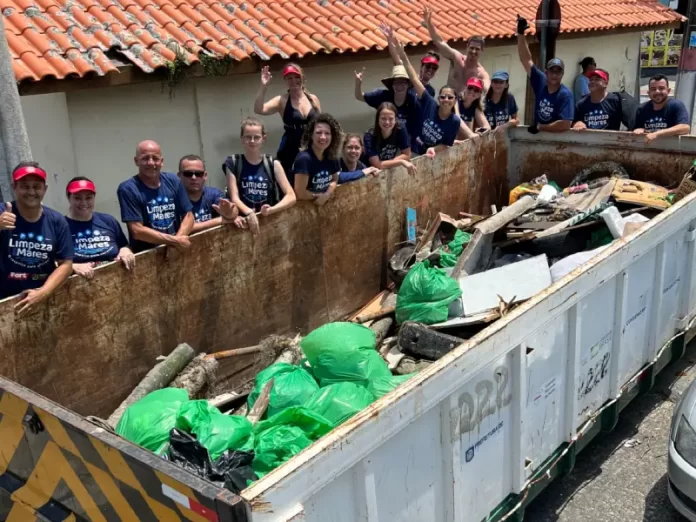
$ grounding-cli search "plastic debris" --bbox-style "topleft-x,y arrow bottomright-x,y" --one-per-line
304,382 -> 375,426
115,388 -> 188,455
395,261 -> 463,324
247,363 -> 319,419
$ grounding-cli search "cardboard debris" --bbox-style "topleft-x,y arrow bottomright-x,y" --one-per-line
459,254 -> 552,316
612,179 -> 670,210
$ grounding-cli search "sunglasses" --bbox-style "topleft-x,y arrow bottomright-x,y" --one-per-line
181,170 -> 205,178
439,94 -> 456,100
423,64 -> 439,70
467,86 -> 482,93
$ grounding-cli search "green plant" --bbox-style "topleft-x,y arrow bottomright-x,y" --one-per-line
162,45 -> 189,99
200,53 -> 234,77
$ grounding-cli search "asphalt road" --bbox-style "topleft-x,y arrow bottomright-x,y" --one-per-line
525,341 -> 696,522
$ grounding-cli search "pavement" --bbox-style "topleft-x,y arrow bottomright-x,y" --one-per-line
525,340 -> 696,522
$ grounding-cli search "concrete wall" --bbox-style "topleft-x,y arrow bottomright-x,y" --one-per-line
18,32 -> 641,220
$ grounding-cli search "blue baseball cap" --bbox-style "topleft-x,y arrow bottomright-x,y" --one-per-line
546,58 -> 565,71
492,70 -> 509,81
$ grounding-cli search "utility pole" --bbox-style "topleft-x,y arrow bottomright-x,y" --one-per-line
675,0 -> 696,132
0,14 -> 31,201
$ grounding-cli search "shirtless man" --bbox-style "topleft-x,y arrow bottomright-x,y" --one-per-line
424,6 -> 490,94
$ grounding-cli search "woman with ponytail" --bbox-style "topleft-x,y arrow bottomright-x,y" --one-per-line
254,63 -> 321,185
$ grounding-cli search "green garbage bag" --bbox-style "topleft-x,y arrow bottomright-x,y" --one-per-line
253,406 -> 334,441
247,363 -> 319,419
116,388 -> 188,455
395,261 -> 463,324
304,382 -> 375,427
176,401 -> 253,460
367,373 -> 416,399
252,425 -> 312,478
300,322 -> 376,366
313,347 -> 391,387
439,230 -> 472,268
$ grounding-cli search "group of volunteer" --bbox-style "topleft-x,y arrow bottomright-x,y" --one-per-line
0,12 -> 691,314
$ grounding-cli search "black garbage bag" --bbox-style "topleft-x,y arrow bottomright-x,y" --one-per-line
166,429 -> 257,493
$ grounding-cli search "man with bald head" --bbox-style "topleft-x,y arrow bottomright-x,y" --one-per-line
117,140 -> 194,253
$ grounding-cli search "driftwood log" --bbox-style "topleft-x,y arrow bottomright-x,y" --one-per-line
170,353 -> 218,399
107,343 -> 196,427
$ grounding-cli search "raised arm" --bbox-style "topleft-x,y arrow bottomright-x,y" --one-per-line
254,66 -> 283,115
516,16 -> 533,76
354,68 -> 366,102
385,24 -> 426,98
423,7 -> 461,62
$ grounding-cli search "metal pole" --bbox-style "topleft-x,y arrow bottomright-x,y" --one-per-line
0,14 -> 31,201
539,0 -> 550,67
675,0 -> 696,132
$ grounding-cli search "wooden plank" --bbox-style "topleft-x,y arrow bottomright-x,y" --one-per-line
0,132 -> 510,418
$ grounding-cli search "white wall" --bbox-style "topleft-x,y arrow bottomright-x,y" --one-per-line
19,31 -> 641,219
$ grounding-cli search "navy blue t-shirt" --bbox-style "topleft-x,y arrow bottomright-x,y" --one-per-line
363,125 -> 410,161
0,205 -> 73,299
117,172 -> 193,253
485,94 -> 519,129
66,212 -> 127,264
458,99 -> 479,125
418,90 -> 461,148
191,186 -> 224,223
338,158 -> 367,184
635,98 -> 690,133
529,66 -> 574,124
409,83 -> 435,98
236,157 -> 274,212
292,149 -> 340,194
574,93 -> 622,130
364,89 -> 421,149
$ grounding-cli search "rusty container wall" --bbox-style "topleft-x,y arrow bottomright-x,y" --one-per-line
0,132 -> 508,418
508,130 -> 695,188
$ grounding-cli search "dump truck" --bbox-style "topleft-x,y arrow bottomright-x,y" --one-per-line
1,128 -> 695,521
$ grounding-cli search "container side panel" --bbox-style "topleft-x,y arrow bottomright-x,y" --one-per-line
522,315 -> 569,480
617,251 -> 657,387
304,470 -> 357,522
455,352 -> 514,521
575,279 -> 617,428
659,231 -> 689,349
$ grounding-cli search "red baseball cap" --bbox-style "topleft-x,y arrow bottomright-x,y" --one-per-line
12,165 -> 47,182
283,64 -> 301,76
67,179 -> 96,194
589,69 -> 609,82
421,55 -> 439,66
466,77 -> 483,90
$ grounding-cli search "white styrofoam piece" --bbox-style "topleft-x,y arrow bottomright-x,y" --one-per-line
459,254 -> 552,316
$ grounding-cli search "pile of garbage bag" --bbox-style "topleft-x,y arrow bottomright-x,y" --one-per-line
116,322 -> 415,486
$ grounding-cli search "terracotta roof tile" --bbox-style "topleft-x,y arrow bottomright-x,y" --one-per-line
3,0 -> 685,83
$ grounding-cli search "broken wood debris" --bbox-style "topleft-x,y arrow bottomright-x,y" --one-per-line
107,343 -> 196,428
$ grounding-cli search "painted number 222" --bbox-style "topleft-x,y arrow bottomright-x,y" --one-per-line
457,366 -> 512,435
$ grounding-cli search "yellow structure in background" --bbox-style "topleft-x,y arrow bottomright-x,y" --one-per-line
641,29 -> 682,67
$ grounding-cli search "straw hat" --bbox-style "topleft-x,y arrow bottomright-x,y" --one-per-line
381,65 -> 412,89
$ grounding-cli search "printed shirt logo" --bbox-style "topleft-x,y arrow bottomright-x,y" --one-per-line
146,196 -> 176,231
194,207 -> 213,223
74,228 -> 115,259
584,108 -> 609,129
488,106 -> 510,127
421,119 -> 444,146
312,170 -> 332,192
537,98 -> 554,122
241,172 -> 269,204
645,116 -> 668,132
8,231 -> 53,269
379,144 -> 399,161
